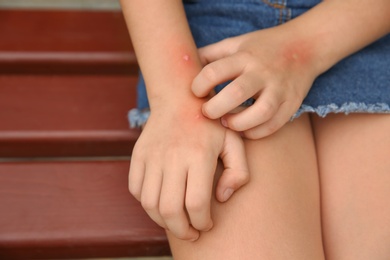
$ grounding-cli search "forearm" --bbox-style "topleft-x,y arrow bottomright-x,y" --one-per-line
120,0 -> 203,111
279,0 -> 390,75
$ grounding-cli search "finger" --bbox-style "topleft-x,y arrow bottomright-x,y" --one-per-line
185,152 -> 217,231
159,166 -> 199,241
216,130 -> 250,203
128,153 -> 145,201
202,72 -> 260,119
192,53 -> 244,98
243,101 -> 299,139
198,38 -> 237,65
223,88 -> 281,132
140,166 -> 166,228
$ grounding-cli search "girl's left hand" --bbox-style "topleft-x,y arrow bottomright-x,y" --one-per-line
192,27 -> 321,139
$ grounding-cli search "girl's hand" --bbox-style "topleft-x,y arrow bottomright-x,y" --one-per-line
192,27 -> 320,139
128,103 -> 249,241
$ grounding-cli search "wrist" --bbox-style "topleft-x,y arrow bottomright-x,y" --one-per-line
279,0 -> 390,76
149,91 -> 208,120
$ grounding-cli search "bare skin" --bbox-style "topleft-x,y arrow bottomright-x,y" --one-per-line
168,114 -> 325,259
192,0 -> 390,139
312,114 -> 390,259
120,0 -> 390,257
167,114 -> 390,260
121,0 -> 250,241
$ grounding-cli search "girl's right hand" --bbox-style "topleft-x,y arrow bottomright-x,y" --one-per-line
128,103 -> 249,241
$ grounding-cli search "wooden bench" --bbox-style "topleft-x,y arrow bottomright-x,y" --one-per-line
0,9 -> 171,259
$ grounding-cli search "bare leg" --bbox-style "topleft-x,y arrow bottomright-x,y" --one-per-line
168,115 -> 325,259
312,114 -> 390,260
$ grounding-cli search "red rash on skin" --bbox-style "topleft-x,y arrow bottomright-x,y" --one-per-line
284,32 -> 335,76
166,50 -> 200,79
194,113 -> 207,121
179,98 -> 208,123
178,52 -> 196,69
161,37 -> 202,78
178,109 -> 208,128
278,29 -> 331,75
183,54 -> 190,61
165,40 -> 199,67
190,112 -> 209,126
280,38 -> 315,69
161,43 -> 206,121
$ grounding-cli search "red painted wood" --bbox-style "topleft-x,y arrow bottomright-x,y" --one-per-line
0,9 -> 168,259
0,75 -> 141,157
0,10 -> 137,74
0,160 -> 170,259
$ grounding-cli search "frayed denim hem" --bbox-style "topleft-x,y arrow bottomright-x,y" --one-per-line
292,102 -> 390,120
128,102 -> 390,128
128,108 -> 150,128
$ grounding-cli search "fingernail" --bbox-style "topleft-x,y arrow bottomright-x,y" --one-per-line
221,117 -> 228,127
223,188 -> 234,202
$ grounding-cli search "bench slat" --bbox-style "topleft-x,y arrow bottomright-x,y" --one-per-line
0,9 -> 168,259
0,160 -> 170,259
0,10 -> 137,74
0,75 -> 140,157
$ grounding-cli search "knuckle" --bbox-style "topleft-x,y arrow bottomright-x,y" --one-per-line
220,37 -> 237,51
258,101 -> 277,117
237,50 -> 253,62
164,149 -> 180,164
202,64 -> 218,84
128,177 -> 141,199
159,204 -> 181,219
128,183 -> 140,199
185,197 -> 207,214
221,37 -> 233,45
202,103 -> 215,119
192,80 -> 203,97
141,197 -> 158,211
236,170 -> 250,185
132,141 -> 146,156
227,118 -> 244,131
230,82 -> 247,102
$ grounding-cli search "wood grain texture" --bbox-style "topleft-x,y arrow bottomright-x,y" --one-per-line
0,160 -> 170,259
0,75 -> 141,157
0,10 -> 137,74
0,9 -> 170,259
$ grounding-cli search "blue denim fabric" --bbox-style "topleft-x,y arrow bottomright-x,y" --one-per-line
129,0 -> 390,127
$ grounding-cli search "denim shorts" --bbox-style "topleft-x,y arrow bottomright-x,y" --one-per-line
129,0 -> 390,127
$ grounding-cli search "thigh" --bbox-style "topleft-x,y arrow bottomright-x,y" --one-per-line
312,113 -> 390,260
168,115 -> 325,260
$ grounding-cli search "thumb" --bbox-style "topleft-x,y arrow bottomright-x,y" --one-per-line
217,129 -> 250,203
